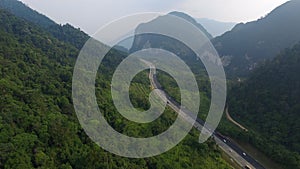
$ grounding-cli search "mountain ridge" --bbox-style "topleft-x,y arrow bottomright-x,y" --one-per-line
129,11 -> 213,75
0,0 -> 89,49
169,11 -> 213,39
213,0 -> 300,77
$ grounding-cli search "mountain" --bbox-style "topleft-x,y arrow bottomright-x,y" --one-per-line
196,18 -> 236,37
0,0 -> 89,49
228,43 -> 300,168
213,0 -> 300,77
130,11 -> 213,52
168,11 -> 213,39
130,11 -> 213,76
0,0 -> 55,27
0,2 -> 232,168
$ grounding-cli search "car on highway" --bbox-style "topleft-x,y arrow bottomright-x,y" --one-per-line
244,164 -> 252,169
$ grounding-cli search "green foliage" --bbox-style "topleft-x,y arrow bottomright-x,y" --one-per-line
156,70 -> 211,119
156,71 -> 181,102
228,43 -> 300,169
213,0 -> 300,77
0,0 -> 56,28
0,0 -> 89,49
0,7 -> 232,169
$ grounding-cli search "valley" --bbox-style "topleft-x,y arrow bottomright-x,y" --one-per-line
0,0 -> 300,169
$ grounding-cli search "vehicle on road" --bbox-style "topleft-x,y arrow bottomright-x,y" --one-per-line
244,164 -> 252,169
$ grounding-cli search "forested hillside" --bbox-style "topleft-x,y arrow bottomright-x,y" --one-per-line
0,0 -> 89,49
0,4 -> 232,169
228,43 -> 300,168
213,0 -> 300,77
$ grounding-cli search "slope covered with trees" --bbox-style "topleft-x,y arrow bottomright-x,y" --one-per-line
0,4 -> 232,169
213,0 -> 300,77
228,43 -> 300,168
0,0 -> 89,49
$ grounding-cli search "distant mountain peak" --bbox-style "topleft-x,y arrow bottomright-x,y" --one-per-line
196,18 -> 236,37
168,11 -> 213,39
168,11 -> 197,23
130,11 -> 213,54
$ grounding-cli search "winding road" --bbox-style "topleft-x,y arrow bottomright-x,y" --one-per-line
140,59 -> 266,169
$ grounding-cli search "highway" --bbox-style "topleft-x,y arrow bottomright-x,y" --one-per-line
140,59 -> 266,169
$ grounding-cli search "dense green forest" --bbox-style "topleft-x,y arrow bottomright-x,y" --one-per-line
227,43 -> 300,169
2,0 -> 300,169
0,0 -> 89,49
213,0 -> 300,77
0,4 -> 233,169
156,71 -> 211,121
125,1 -> 300,168
156,42 -> 300,168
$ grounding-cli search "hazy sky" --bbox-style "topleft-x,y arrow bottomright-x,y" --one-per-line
20,0 -> 289,35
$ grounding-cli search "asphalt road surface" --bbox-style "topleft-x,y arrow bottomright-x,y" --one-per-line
141,59 -> 266,169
